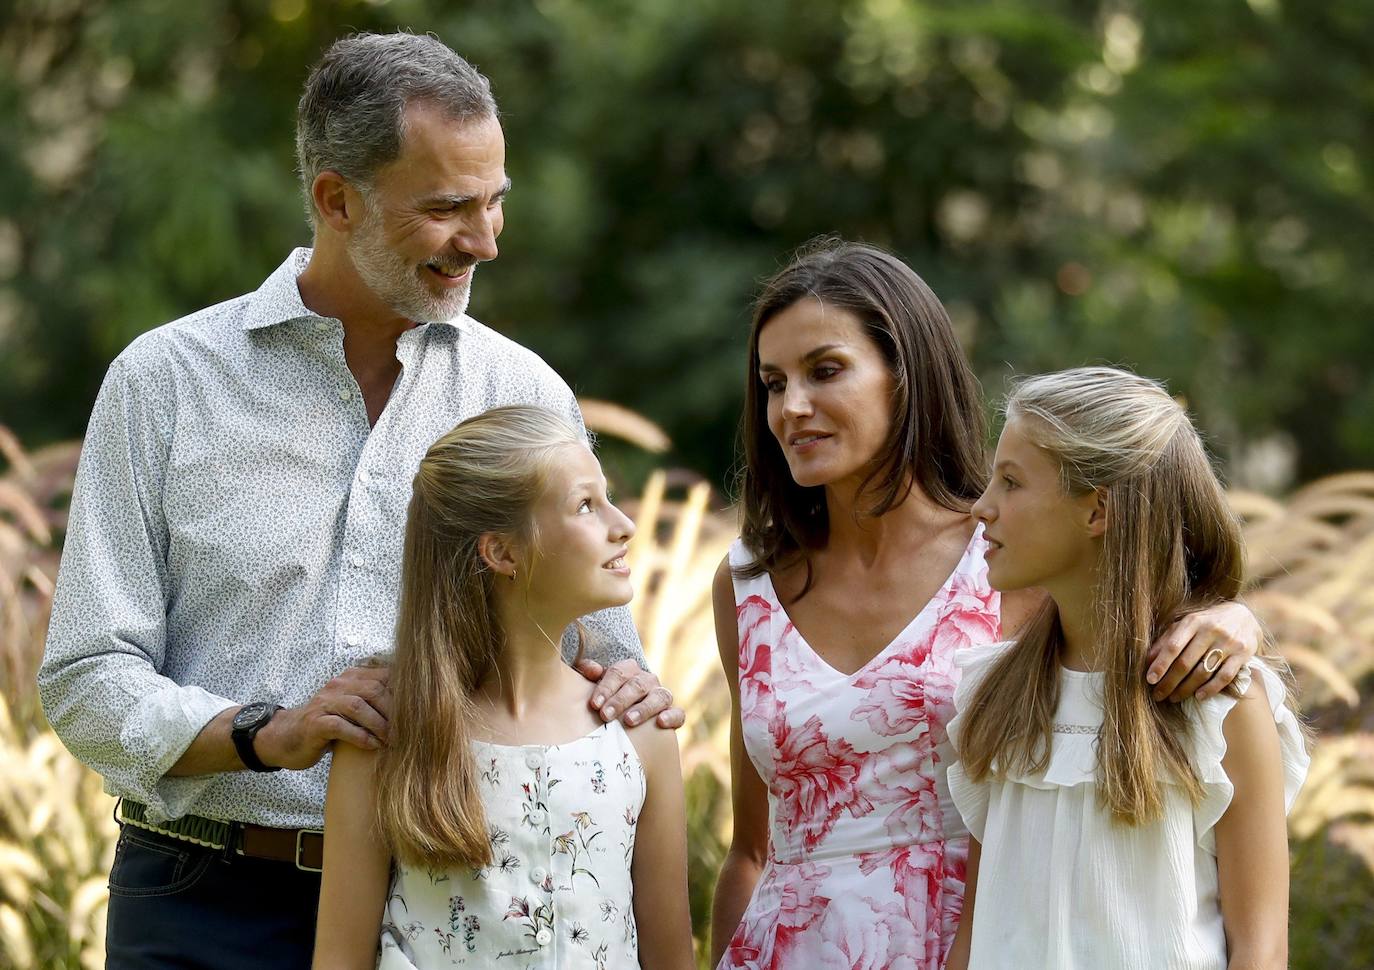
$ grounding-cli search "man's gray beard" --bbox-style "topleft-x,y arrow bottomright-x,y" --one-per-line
347,210 -> 474,323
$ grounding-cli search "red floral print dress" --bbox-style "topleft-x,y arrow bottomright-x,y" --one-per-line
718,527 -> 1000,970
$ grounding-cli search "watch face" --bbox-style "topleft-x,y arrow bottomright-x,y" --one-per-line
233,702 -> 271,731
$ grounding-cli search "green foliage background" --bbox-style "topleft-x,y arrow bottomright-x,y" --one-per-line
3,4 -> 1374,966
2,0 -> 1372,487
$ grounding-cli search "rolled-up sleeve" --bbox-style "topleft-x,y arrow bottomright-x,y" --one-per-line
575,606 -> 646,667
38,348 -> 235,821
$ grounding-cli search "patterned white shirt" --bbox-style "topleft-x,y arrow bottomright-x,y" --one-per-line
39,248 -> 644,829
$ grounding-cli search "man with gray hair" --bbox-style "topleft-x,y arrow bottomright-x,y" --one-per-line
39,31 -> 680,969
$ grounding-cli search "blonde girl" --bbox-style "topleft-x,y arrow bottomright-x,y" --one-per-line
312,406 -> 693,970
946,367 -> 1308,970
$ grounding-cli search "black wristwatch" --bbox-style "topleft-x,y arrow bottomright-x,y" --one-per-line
231,702 -> 283,773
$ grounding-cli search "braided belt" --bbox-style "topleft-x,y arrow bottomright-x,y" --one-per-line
116,799 -> 324,872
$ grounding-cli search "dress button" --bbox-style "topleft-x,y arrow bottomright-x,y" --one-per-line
350,553 -> 364,568
530,808 -> 546,824
344,634 -> 358,648
535,928 -> 552,946
337,387 -> 351,402
314,319 -> 329,332
524,752 -> 542,770
357,469 -> 371,484
530,867 -> 547,885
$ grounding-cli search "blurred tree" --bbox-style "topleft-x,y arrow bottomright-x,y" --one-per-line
0,0 -> 1370,488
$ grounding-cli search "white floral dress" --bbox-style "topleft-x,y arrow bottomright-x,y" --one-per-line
718,528 -> 1001,970
378,722 -> 646,969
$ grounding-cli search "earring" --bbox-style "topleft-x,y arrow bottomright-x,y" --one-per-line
509,568 -> 516,583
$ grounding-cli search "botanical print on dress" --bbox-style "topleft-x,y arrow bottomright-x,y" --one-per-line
718,527 -> 1000,970
378,722 -> 646,969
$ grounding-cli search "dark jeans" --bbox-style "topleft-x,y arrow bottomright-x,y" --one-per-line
106,824 -> 322,970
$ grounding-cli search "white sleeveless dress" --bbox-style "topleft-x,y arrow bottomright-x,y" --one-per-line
377,721 -> 646,969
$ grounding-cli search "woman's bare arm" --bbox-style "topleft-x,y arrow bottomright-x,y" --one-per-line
626,722 -> 695,970
1214,681 -> 1289,970
311,745 -> 391,970
709,557 -> 772,967
945,836 -> 982,970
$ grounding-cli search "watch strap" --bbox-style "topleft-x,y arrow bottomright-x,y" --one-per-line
232,704 -> 283,773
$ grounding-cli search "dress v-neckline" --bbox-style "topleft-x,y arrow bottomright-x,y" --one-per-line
762,526 -> 979,680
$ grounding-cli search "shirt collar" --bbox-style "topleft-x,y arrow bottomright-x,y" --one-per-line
240,247 -> 468,334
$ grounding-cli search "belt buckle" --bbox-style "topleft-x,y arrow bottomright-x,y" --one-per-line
295,829 -> 325,873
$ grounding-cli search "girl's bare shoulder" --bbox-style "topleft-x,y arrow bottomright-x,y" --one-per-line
623,717 -> 681,776
329,741 -> 380,778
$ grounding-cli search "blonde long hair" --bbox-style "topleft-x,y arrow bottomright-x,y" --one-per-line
958,367 -> 1262,825
374,406 -> 584,868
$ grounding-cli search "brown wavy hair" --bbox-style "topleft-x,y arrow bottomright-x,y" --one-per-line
374,406 -> 583,868
736,238 -> 987,596
956,367 -> 1275,825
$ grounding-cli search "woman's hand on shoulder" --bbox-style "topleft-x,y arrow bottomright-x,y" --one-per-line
1147,601 -> 1262,703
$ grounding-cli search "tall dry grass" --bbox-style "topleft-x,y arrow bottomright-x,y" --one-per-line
2,420 -> 1372,968
0,426 -> 111,969
1230,474 -> 1374,962
0,427 -> 78,713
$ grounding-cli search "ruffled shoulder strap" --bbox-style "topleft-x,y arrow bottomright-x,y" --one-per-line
1190,658 -> 1310,855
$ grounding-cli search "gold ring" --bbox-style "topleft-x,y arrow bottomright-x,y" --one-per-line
1202,647 -> 1225,674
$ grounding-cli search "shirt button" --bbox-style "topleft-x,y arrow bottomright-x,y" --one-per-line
535,928 -> 552,946
350,553 -> 364,568
357,469 -> 371,484
314,320 -> 330,332
530,867 -> 547,885
529,808 -> 546,824
337,387 -> 351,402
524,753 -> 542,770
344,634 -> 358,648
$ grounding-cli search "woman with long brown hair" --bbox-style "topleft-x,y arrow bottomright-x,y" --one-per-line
710,240 -> 1265,968
312,406 -> 693,970
946,367 -> 1306,969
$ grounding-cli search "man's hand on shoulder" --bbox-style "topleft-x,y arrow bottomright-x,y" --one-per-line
574,657 -> 685,730
255,665 -> 392,770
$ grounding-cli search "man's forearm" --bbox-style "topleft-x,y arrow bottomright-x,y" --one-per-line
166,707 -> 247,776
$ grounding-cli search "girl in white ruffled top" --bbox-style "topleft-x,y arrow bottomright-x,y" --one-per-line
946,368 -> 1309,970
311,407 -> 694,970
